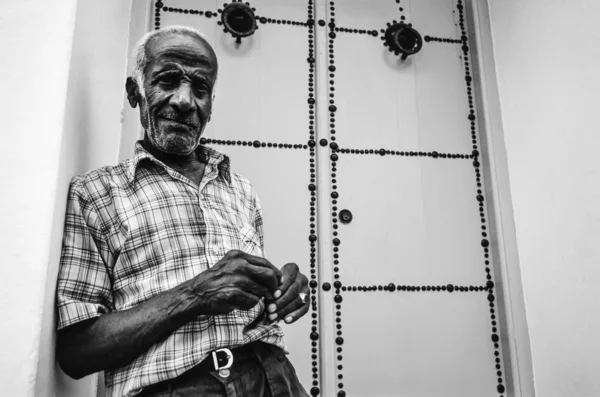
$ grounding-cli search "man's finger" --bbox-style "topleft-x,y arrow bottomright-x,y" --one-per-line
280,298 -> 310,324
272,280 -> 303,319
242,253 -> 283,281
226,288 -> 263,311
274,263 -> 299,299
239,263 -> 280,293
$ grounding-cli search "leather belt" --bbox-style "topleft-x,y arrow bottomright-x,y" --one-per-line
176,341 -> 260,379
140,342 -> 263,396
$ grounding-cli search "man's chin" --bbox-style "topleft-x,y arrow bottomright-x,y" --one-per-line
152,134 -> 200,156
161,140 -> 198,155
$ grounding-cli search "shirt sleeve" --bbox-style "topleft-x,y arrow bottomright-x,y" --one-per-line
56,178 -> 113,330
252,189 -> 266,256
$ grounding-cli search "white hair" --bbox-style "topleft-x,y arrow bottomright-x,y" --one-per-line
131,25 -> 218,99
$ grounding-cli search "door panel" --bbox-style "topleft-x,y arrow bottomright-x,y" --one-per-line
335,155 -> 483,286
342,293 -> 497,397
333,0 -> 471,154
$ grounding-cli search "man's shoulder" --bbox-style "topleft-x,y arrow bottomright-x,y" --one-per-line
69,158 -> 134,195
229,171 -> 258,197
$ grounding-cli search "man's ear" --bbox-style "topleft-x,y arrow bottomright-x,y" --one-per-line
125,77 -> 140,108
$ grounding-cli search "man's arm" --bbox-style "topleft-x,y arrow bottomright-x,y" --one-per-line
57,279 -> 198,379
57,250 -> 282,379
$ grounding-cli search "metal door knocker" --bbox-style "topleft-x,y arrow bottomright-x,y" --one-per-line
384,22 -> 423,60
221,2 -> 258,43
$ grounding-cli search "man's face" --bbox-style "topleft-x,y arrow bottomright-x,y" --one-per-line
138,33 -> 218,155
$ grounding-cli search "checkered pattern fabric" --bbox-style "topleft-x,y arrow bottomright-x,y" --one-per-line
56,141 -> 286,397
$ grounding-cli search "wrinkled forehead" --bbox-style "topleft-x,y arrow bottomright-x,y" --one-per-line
145,33 -> 218,77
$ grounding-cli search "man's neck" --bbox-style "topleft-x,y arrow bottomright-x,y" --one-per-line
142,136 -> 206,186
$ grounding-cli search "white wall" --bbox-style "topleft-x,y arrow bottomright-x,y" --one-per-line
488,1 -> 600,396
0,1 -> 78,395
0,1 -> 132,396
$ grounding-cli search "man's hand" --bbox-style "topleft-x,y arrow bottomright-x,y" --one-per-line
265,263 -> 309,324
190,250 -> 282,315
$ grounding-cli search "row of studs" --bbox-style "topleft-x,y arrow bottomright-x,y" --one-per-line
155,1 -> 162,30
161,2 -> 310,27
306,1 -> 321,396
336,147 -> 476,158
199,137 -> 477,160
333,26 -> 379,36
160,5 -> 217,18
396,0 -> 406,19
456,1 -> 506,395
326,2 -> 347,397
425,35 -> 462,44
255,15 -> 309,26
341,283 -> 492,292
199,138 -> 309,149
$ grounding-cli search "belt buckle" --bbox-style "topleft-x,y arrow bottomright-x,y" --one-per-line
212,348 -> 233,378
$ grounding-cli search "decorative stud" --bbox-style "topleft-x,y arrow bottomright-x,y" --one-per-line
339,209 -> 352,224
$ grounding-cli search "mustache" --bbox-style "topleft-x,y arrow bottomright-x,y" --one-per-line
157,111 -> 201,128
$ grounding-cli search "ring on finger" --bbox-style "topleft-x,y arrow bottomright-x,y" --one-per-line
298,292 -> 308,304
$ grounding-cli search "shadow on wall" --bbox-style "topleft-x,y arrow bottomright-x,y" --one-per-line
34,1 -> 133,397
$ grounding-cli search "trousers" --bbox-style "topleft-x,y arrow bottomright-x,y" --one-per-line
139,342 -> 311,397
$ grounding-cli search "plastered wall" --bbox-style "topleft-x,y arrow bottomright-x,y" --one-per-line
488,1 -> 600,396
0,1 -> 78,396
0,1 -> 132,396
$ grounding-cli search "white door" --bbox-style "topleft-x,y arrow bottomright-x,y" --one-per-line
124,0 -> 508,396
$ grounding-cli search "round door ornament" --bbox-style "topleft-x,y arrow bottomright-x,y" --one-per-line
384,22 -> 423,60
339,209 -> 353,224
221,2 -> 258,43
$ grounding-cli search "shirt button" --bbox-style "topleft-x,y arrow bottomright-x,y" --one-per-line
212,247 -> 219,254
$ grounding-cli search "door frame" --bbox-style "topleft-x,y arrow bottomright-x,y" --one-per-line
466,0 -> 535,396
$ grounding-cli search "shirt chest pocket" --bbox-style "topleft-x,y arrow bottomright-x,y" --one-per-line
238,223 -> 263,257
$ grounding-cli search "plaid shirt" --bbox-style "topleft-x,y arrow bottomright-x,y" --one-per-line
56,141 -> 286,397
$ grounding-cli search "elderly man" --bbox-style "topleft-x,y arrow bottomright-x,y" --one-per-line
56,25 -> 310,397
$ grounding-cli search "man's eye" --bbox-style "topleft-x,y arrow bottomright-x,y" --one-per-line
158,75 -> 178,86
194,85 -> 209,93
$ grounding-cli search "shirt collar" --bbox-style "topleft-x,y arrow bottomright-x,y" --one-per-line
126,140 -> 232,185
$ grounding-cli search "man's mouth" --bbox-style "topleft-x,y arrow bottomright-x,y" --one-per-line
158,116 -> 199,129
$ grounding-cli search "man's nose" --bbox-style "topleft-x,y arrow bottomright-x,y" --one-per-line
170,82 -> 195,113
